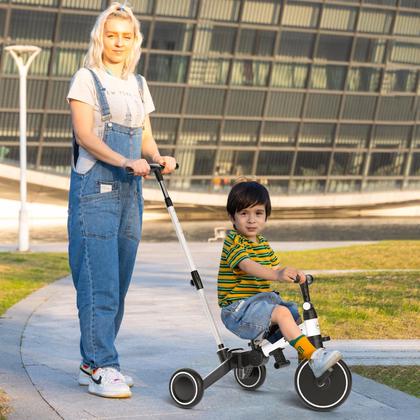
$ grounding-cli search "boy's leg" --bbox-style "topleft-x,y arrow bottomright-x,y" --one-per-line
271,305 -> 342,378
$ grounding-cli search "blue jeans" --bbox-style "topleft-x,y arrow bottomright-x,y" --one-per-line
221,292 -> 300,341
68,122 -> 143,369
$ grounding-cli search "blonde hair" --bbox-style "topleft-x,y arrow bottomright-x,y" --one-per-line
83,2 -> 143,79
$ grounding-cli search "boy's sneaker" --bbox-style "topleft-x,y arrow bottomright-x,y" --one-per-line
79,364 -> 133,387
309,348 -> 343,378
88,367 -> 132,398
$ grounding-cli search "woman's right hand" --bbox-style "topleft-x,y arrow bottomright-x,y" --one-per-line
125,159 -> 150,177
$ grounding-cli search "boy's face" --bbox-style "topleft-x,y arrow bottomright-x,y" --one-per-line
231,204 -> 267,242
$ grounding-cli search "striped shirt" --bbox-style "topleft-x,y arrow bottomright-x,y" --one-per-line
217,230 -> 279,307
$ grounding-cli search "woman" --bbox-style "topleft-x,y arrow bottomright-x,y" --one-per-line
67,2 -> 176,399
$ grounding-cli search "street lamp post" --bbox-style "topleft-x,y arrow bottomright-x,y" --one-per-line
5,45 -> 41,252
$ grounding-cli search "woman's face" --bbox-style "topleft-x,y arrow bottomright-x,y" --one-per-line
102,17 -> 134,67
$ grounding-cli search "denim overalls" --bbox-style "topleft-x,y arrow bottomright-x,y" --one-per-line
68,69 -> 143,370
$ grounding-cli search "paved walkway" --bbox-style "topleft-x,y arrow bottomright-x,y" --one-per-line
0,242 -> 419,420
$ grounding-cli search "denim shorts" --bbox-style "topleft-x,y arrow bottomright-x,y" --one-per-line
221,292 -> 300,341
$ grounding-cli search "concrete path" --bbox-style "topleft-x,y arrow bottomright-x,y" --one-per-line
0,242 -> 419,420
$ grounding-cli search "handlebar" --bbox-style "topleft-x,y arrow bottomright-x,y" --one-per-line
293,274 -> 314,285
125,162 -> 179,175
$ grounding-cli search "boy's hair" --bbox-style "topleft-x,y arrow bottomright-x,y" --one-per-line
227,181 -> 271,219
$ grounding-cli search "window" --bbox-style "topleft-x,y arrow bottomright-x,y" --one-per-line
231,61 -> 270,87
155,0 -> 198,18
343,95 -> 377,120
152,118 -> 178,145
52,49 -> 85,77
189,58 -> 230,85
44,115 -> 72,142
369,152 -> 405,176
261,122 -> 298,146
221,121 -> 260,146
271,63 -> 309,89
282,1 -> 320,28
242,0 -> 281,24
305,94 -> 341,119
382,70 -> 417,93
180,119 -> 219,146
331,152 -> 364,175
320,5 -> 357,31
390,42 -> 420,65
347,67 -> 381,92
315,35 -> 353,62
195,25 -> 236,54
410,153 -> 420,176
238,29 -> 276,56
353,37 -> 386,63
373,125 -> 411,148
310,65 -> 347,90
152,22 -> 193,51
186,88 -> 226,115
10,10 -> 56,42
147,54 -> 188,83
61,0 -> 104,9
357,9 -> 393,34
151,86 -> 184,114
266,92 -> 304,118
294,152 -> 330,176
216,150 -> 254,176
299,124 -> 335,147
226,91 -> 266,116
278,31 -> 315,59
376,97 -> 416,121
200,0 -> 240,21
394,12 -> 420,37
59,14 -> 96,45
257,151 -> 294,175
337,124 -> 370,148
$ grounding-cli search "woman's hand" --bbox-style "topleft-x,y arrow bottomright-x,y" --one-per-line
153,155 -> 177,174
125,159 -> 150,177
277,267 -> 306,284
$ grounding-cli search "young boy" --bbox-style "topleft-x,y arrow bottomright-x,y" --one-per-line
217,180 -> 342,378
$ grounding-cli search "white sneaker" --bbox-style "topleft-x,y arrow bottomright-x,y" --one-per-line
78,363 -> 133,387
309,348 -> 343,378
88,367 -> 132,398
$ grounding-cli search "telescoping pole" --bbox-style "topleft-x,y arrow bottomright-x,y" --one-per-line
150,165 -> 225,350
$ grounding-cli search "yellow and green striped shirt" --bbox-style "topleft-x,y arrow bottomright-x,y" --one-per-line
217,230 -> 279,307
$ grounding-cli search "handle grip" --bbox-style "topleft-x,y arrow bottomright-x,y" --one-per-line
293,274 -> 314,285
125,162 -> 179,175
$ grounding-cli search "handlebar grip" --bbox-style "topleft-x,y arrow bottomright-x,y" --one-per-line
125,162 -> 179,175
293,274 -> 314,285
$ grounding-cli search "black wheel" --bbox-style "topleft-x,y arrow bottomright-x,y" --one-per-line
169,368 -> 204,408
234,365 -> 266,390
294,359 -> 352,411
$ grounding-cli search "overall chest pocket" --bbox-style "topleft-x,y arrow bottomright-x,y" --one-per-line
80,189 -> 120,240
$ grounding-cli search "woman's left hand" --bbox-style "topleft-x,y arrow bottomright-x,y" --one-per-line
154,156 -> 177,174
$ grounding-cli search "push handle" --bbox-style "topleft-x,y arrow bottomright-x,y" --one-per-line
293,274 -> 314,285
125,162 -> 179,176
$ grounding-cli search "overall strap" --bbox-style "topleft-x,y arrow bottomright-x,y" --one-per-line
135,74 -> 146,128
135,74 -> 145,105
86,68 -> 112,122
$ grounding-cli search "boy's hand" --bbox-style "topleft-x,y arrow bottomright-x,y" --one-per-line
277,267 -> 306,284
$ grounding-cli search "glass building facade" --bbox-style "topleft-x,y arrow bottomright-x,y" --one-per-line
0,0 -> 419,194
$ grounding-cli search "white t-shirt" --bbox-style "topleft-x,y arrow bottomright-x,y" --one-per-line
67,67 -> 155,174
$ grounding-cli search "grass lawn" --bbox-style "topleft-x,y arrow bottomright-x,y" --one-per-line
271,271 -> 420,339
351,365 -> 420,399
0,252 -> 69,316
276,240 -> 420,270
